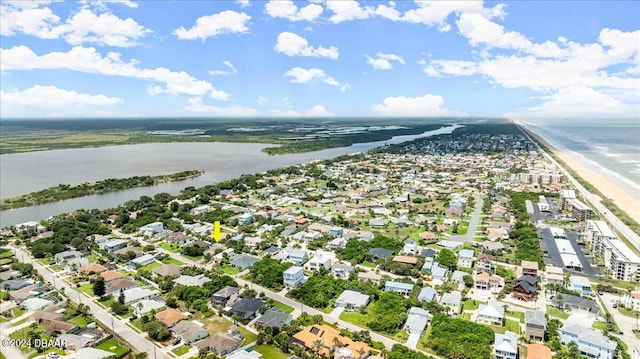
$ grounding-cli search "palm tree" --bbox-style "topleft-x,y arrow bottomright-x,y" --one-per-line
312,339 -> 324,356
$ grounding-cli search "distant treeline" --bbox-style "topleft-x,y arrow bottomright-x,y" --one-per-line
0,170 -> 203,210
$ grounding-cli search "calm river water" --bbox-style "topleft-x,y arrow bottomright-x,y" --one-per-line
0,125 -> 461,227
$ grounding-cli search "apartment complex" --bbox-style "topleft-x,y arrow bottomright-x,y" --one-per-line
585,220 -> 640,282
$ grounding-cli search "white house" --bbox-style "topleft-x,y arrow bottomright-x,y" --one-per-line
122,287 -> 158,305
307,254 -> 332,271
457,249 -> 475,268
283,266 -> 305,287
129,254 -> 155,267
476,301 -> 504,326
569,276 -> 592,296
560,324 -> 616,359
385,281 -> 414,296
335,290 -> 370,311
494,331 -> 518,359
140,222 -> 164,235
404,307 -> 430,335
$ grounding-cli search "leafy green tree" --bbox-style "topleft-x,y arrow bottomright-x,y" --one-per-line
436,248 -> 457,269
92,277 -> 105,297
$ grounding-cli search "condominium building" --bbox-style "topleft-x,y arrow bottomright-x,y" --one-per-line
569,199 -> 592,221
585,220 -> 640,282
559,189 -> 576,211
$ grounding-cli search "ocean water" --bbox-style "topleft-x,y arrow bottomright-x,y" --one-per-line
521,119 -> 640,197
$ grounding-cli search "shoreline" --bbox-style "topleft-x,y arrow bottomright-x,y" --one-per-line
516,121 -> 640,223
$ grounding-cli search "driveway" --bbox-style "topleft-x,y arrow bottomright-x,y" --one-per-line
405,332 -> 421,349
450,196 -> 483,243
328,306 -> 345,319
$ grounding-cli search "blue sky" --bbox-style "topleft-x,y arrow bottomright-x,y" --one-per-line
1,0 -> 639,119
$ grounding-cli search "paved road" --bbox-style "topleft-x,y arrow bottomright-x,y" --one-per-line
0,317 -> 31,359
519,125 -> 640,250
598,293 -> 640,357
450,196 -> 483,243
8,244 -> 170,359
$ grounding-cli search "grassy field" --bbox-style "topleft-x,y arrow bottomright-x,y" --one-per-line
172,344 -> 191,356
96,338 -> 129,357
505,310 -> 525,323
68,315 -> 88,327
221,265 -> 240,275
161,257 -> 185,266
546,306 -> 570,319
251,345 -> 290,359
592,321 -> 608,331
79,283 -> 94,296
272,301 -> 295,313
159,243 -> 182,253
139,261 -> 162,272
462,299 -> 484,311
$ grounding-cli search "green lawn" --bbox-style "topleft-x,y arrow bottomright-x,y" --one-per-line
0,258 -> 13,266
361,261 -> 377,268
68,315 -> 88,327
99,296 -> 115,308
339,311 -> 369,328
272,301 -> 295,313
11,317 -> 29,327
462,299 -> 485,311
221,265 -> 240,275
505,310 -> 525,323
546,306 -> 570,319
50,264 -> 64,272
160,243 -> 182,253
96,338 -> 129,357
12,307 -> 25,318
172,344 -> 191,356
592,321 -> 608,331
162,257 -> 185,266
618,306 -> 640,318
239,327 -> 258,345
0,249 -> 13,259
79,283 -> 94,296
505,319 -> 520,334
251,344 -> 290,359
139,261 -> 162,272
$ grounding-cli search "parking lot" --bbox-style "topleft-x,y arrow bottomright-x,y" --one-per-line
539,227 -> 601,277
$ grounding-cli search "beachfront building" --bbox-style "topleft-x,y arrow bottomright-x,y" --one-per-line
585,220 -> 640,282
569,276 -> 592,296
569,199 -> 592,221
559,189 -> 577,211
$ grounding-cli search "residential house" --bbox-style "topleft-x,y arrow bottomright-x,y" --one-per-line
283,266 -> 305,288
100,270 -> 124,283
307,254 -> 332,271
277,246 -> 309,265
521,260 -> 539,277
569,275 -> 592,296
527,343 -> 552,359
474,271 -> 504,292
393,255 -> 418,266
368,248 -> 393,261
122,287 -> 158,305
102,239 -> 128,253
335,290 -> 370,311
152,264 -> 181,278
451,270 -> 468,289
194,333 -> 242,356
54,250 -> 83,264
134,299 -> 164,316
106,279 -> 137,295
551,293 -> 599,313
560,324 -> 616,359
457,249 -> 474,268
401,240 -> 419,256
140,222 -> 164,235
292,324 -> 371,358
114,246 -> 142,258
546,265 -> 564,286
421,248 -> 437,259
512,275 -> 537,302
418,287 -> 436,302
525,310 -> 546,341
228,296 -> 265,320
255,307 -> 292,330
70,347 -> 114,359
44,320 -> 78,335
155,308 -> 187,327
11,284 -> 47,303
404,307 -> 430,335
357,271 -> 381,285
0,279 -> 31,291
211,286 -> 240,307
172,320 -> 209,344
244,236 -> 263,249
385,281 -> 414,296
475,253 -> 493,274
475,301 -> 504,326
494,331 -> 518,359
129,254 -> 155,267
173,274 -> 211,287
78,263 -> 107,275
230,253 -> 260,270
331,263 -> 353,279
65,257 -> 89,273
440,291 -> 462,315
430,264 -> 449,285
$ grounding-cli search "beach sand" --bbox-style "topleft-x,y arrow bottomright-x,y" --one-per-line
521,124 -> 640,222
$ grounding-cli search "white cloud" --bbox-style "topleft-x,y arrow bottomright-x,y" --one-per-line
0,2 -> 61,38
1,45 -> 227,98
366,52 -> 405,70
401,1 -> 485,30
256,96 -> 268,105
235,0 -> 250,8
325,0 -> 374,23
174,10 -> 251,40
264,0 -> 323,22
284,67 -> 346,90
424,60 -> 477,76
59,9 -> 151,47
185,97 -> 259,116
270,105 -> 334,117
1,4 -> 150,47
511,87 -> 638,117
372,94 -> 452,116
209,61 -> 237,76
274,32 -> 338,59
1,85 -> 122,109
